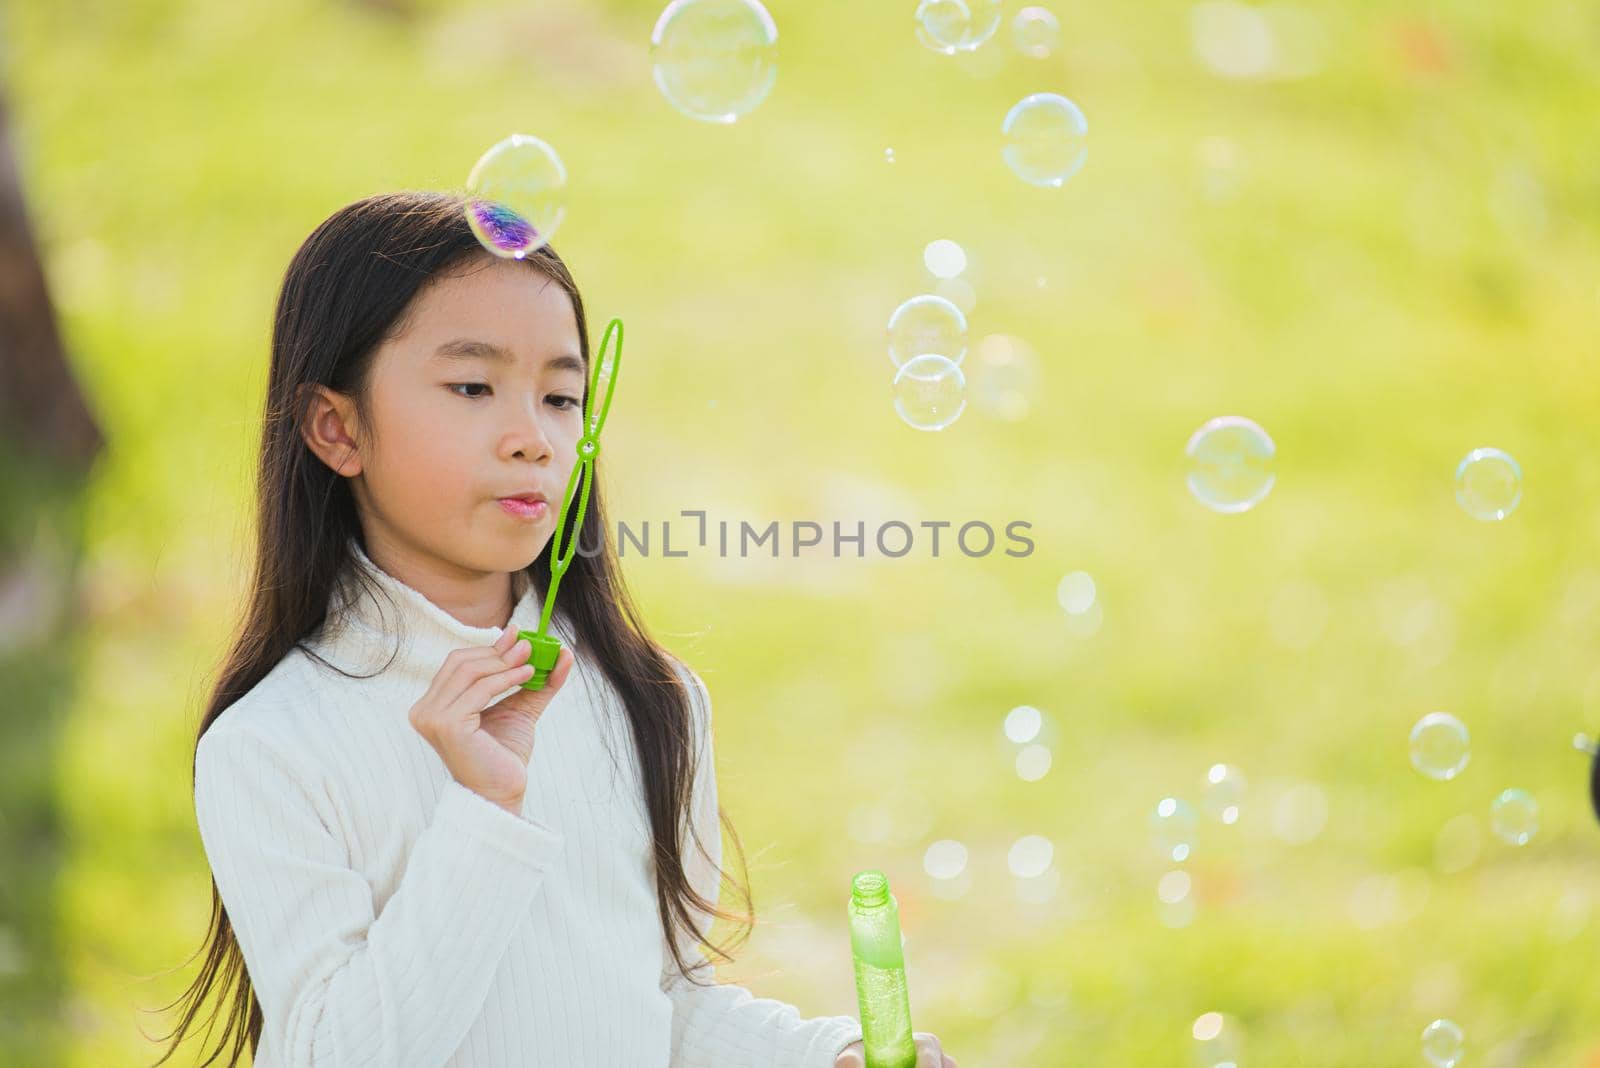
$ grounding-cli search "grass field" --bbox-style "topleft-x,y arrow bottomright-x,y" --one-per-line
9,0 -> 1600,1063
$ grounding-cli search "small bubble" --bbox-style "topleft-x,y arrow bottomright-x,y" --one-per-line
1001,92 -> 1088,187
1157,870 -> 1191,904
1185,415 -> 1275,513
923,238 -> 969,280
1007,834 -> 1054,879
1003,705 -> 1043,744
892,354 -> 967,432
1151,797 -> 1198,863
886,294 -> 968,367
1056,571 -> 1097,615
1421,1018 -> 1464,1068
923,838 -> 969,880
1455,446 -> 1522,520
1012,6 -> 1060,58
1489,787 -> 1539,845
916,0 -> 1002,54
1202,763 -> 1246,825
1410,712 -> 1470,781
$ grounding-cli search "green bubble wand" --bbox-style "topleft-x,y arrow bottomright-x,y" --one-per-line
516,316 -> 622,689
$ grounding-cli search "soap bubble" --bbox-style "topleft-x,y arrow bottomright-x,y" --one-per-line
650,0 -> 779,124
1202,763 -> 1246,825
923,838 -> 969,880
1421,1018 -> 1464,1068
1192,1011 -> 1244,1067
464,134 -> 568,259
1012,7 -> 1060,58
1454,447 -> 1522,521
923,238 -> 968,280
887,294 -> 968,367
1151,797 -> 1198,863
892,354 -> 967,431
1003,704 -> 1044,744
1056,571 -> 1097,615
1157,869 -> 1192,904
1490,787 -> 1539,845
998,705 -> 1057,782
916,0 -> 1002,54
1185,416 -> 1276,513
1409,712 -> 1470,781
1007,834 -> 1054,879
1001,93 -> 1088,187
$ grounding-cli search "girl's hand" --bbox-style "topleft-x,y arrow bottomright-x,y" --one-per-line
408,624 -> 576,815
834,1034 -> 957,1068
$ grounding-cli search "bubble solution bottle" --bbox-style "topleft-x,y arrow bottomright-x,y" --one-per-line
848,869 -> 917,1068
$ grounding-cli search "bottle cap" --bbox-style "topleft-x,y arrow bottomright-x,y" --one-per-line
851,869 -> 890,906
517,631 -> 563,690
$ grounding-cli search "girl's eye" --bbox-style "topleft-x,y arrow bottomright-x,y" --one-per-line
448,384 -> 582,411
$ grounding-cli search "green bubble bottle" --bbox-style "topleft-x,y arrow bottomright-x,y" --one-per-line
848,869 -> 917,1068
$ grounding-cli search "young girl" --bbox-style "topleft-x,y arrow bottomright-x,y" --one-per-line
152,191 -> 955,1068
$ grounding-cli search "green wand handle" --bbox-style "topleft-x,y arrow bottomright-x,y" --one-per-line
517,316 -> 622,689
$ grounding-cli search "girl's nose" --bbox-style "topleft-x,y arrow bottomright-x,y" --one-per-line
506,403 -> 555,461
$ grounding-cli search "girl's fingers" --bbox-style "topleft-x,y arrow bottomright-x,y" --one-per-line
494,624 -> 517,653
452,662 -> 538,715
546,647 -> 575,690
438,641 -> 531,705
912,1034 -> 946,1068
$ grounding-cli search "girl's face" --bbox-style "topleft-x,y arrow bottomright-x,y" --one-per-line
305,257 -> 587,596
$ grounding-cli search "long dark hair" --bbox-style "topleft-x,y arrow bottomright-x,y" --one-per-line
146,191 -> 754,1067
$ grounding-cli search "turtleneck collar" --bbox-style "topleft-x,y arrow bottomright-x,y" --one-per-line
307,536 -> 576,691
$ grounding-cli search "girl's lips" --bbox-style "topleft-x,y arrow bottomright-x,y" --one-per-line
498,498 -> 548,520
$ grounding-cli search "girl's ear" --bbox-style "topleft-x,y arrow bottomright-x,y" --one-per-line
299,383 -> 365,478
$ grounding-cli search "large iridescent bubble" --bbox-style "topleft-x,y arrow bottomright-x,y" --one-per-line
464,134 -> 568,260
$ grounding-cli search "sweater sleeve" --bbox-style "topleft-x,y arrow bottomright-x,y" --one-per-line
193,719 -> 565,1068
660,665 -> 864,1068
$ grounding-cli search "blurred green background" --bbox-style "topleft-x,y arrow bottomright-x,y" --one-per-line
7,0 -> 1600,1062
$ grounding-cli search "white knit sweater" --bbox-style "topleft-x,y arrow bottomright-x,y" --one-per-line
193,538 -> 864,1067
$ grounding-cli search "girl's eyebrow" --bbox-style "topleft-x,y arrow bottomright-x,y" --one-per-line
431,338 -> 584,373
